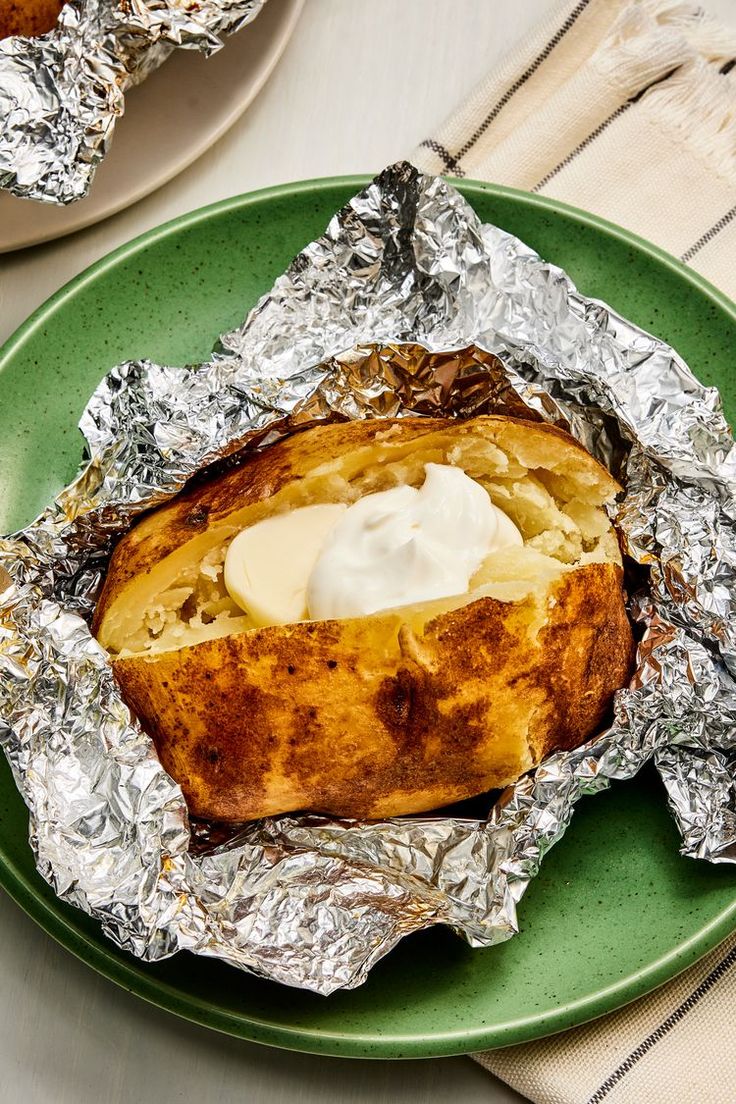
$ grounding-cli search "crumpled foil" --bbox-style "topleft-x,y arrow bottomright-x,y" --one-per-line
0,0 -> 266,205
1,162 -> 736,995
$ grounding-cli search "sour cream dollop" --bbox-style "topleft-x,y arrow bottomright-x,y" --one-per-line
306,464 -> 522,619
224,464 -> 523,625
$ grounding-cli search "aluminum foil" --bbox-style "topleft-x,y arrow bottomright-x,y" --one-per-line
1,162 -> 736,995
0,0 -> 266,205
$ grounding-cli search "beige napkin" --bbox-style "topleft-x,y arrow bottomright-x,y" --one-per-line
413,2 -> 736,1101
413,0 -> 736,301
474,931 -> 736,1103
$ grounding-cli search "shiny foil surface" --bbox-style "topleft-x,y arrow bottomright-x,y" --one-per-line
1,163 -> 735,994
0,0 -> 266,204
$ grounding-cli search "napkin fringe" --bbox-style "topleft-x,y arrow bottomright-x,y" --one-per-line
642,57 -> 736,181
634,0 -> 736,55
595,0 -> 736,89
594,19 -> 696,94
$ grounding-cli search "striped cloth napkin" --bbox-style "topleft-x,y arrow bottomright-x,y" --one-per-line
414,0 -> 736,300
413,2 -> 736,1101
474,932 -> 736,1103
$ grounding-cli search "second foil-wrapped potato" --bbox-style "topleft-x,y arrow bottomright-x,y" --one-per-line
94,415 -> 634,821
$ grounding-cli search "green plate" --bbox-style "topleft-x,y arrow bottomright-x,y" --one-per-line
1,178 -> 736,1059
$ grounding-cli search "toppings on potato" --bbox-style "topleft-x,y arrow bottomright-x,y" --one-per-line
94,415 -> 634,822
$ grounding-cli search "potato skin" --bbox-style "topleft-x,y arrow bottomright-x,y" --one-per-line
0,0 -> 63,38
113,562 -> 634,821
98,414 -> 633,821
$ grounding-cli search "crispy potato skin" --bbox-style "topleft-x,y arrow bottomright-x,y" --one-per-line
97,414 -> 633,821
0,0 -> 63,38
113,562 -> 634,821
92,415 -> 618,633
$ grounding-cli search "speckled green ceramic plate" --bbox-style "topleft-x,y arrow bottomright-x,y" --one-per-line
1,178 -> 736,1059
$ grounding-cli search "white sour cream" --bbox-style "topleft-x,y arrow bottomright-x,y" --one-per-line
307,464 -> 522,619
224,464 -> 523,625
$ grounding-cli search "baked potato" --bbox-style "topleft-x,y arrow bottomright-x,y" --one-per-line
94,414 -> 634,821
0,0 -> 64,38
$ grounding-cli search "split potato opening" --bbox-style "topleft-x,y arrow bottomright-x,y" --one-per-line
94,415 -> 634,822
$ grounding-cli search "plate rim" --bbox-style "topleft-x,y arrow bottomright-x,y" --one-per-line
0,0 -> 306,253
2,175 -> 734,356
1,175 -> 735,1059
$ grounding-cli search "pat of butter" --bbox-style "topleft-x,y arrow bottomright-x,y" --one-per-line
223,503 -> 347,627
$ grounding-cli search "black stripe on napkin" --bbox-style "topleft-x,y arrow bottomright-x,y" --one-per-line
680,204 -> 736,263
419,139 -> 465,176
585,943 -> 736,1103
676,58 -> 735,259
531,66 -> 680,192
531,102 -> 632,192
419,0 -> 591,175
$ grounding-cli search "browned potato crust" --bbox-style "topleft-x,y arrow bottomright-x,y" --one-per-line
0,0 -> 64,38
95,415 -> 635,821
115,562 -> 631,820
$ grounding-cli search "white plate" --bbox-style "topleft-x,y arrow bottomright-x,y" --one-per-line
0,0 -> 304,253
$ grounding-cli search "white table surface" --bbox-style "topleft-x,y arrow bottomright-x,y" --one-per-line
1,1 -> 733,1101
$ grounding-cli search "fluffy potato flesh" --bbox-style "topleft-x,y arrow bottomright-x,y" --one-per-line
94,416 -> 634,821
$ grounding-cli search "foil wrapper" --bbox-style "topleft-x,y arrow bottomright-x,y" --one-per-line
0,0 -> 266,205
2,163 -> 736,995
